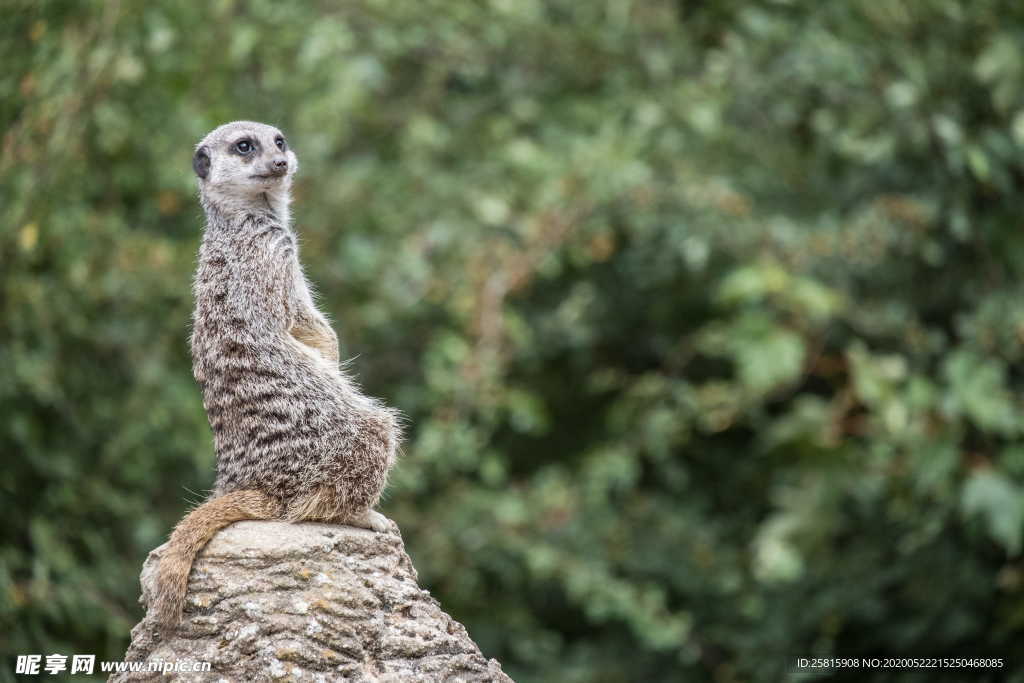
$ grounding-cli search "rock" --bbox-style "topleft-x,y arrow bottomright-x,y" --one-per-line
113,520 -> 512,682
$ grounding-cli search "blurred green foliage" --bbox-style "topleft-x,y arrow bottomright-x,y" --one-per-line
3,1 -> 1024,681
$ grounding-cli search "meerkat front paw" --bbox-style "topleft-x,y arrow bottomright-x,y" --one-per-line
346,508 -> 393,534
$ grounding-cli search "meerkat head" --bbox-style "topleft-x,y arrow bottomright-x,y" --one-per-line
193,121 -> 299,222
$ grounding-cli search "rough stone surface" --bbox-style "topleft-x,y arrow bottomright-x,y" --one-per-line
113,521 -> 512,682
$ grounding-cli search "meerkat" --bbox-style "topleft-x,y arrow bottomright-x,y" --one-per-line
149,121 -> 400,630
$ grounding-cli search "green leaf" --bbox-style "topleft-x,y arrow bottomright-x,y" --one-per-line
962,469 -> 1024,555
943,350 -> 1019,436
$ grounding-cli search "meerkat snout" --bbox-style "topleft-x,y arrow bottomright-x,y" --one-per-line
268,157 -> 288,177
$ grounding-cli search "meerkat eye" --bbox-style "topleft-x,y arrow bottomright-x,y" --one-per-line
275,136 -> 286,151
234,139 -> 254,155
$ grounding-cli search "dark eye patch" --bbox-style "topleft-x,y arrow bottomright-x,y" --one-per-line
275,136 -> 287,151
233,139 -> 256,155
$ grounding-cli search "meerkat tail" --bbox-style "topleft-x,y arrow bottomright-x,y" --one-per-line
149,490 -> 283,630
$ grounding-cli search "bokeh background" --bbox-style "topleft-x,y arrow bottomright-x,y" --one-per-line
4,1 -> 1024,681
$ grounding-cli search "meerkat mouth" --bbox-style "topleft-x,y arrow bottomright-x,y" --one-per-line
249,174 -> 281,180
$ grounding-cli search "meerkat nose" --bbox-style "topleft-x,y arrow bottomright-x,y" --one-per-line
269,158 -> 288,176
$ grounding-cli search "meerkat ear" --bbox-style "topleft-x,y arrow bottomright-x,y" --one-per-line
193,146 -> 211,179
